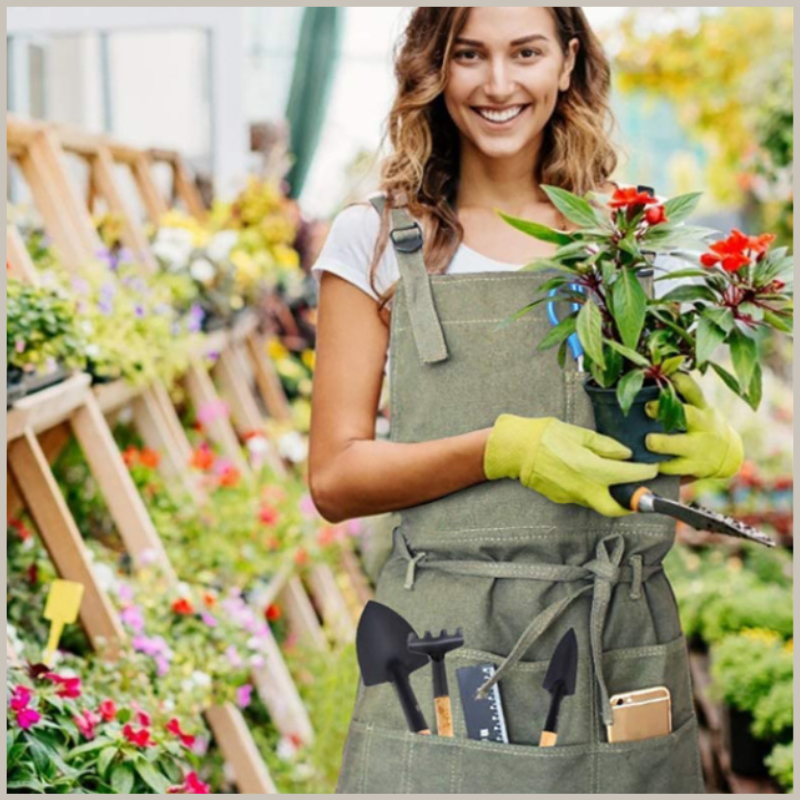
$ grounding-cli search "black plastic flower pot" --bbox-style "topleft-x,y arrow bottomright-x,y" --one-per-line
7,366 -> 27,408
23,364 -> 70,396
721,704 -> 772,778
583,376 -> 674,510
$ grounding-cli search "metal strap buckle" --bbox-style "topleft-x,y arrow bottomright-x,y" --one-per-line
389,222 -> 423,254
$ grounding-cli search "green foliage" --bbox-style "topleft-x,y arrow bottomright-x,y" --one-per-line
766,742 -> 794,792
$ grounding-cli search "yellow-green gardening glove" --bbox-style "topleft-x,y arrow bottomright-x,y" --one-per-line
644,373 -> 744,480
484,415 -> 659,518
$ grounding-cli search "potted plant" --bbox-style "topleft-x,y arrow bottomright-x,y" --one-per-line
497,185 -> 794,456
7,278 -> 86,401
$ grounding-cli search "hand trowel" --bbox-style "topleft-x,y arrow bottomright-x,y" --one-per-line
356,601 -> 431,734
539,628 -> 578,747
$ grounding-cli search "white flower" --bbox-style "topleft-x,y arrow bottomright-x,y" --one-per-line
375,417 -> 390,437
249,654 -> 265,668
85,344 -> 101,359
277,431 -> 308,463
277,736 -> 300,761
190,670 -> 212,688
176,581 -> 192,596
92,562 -> 118,593
80,320 -> 95,335
206,231 -> 238,262
189,258 -> 216,285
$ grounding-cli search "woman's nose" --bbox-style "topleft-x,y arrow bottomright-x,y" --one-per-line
484,57 -> 514,99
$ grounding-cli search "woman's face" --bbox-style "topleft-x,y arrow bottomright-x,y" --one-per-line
443,7 -> 579,161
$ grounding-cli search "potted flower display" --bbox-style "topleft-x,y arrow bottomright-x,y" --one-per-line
7,278 -> 86,404
498,185 -> 794,456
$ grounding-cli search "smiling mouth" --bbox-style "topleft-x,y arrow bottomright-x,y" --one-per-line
472,104 -> 530,125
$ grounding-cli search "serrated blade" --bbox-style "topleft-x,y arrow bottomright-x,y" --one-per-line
651,496 -> 776,548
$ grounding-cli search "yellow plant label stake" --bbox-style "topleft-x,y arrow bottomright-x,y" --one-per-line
42,580 -> 84,665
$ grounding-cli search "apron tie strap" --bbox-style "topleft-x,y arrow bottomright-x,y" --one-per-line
397,532 -> 659,727
628,555 -> 643,600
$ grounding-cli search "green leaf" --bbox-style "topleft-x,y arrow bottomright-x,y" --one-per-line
493,296 -> 553,331
744,359 -> 763,411
518,258 -> 576,274
659,285 -> 718,304
653,268 -> 711,281
703,307 -> 736,334
135,761 -> 171,794
612,268 -> 647,349
657,384 -> 688,433
541,185 -> 601,228
576,300 -> 605,368
557,338 -> 569,369
110,762 -> 135,794
605,339 -> 650,368
662,192 -> 702,224
729,328 -> 758,392
661,355 -> 686,376
66,738 -> 112,759
710,362 -> 742,398
617,369 -> 646,416
763,309 -> 793,333
98,746 -> 117,779
696,316 -> 726,365
537,314 -> 577,351
496,211 -> 574,245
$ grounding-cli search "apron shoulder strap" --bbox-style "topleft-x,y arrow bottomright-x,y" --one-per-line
368,192 -> 449,365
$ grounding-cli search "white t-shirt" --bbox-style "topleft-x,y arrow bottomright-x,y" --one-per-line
310,197 -> 692,378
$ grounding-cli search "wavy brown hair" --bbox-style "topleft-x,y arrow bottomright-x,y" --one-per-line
361,7 -> 621,317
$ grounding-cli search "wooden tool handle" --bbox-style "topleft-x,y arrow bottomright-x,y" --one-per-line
434,696 -> 454,737
539,730 -> 558,747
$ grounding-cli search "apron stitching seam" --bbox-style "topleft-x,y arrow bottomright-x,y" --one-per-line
360,725 -> 372,794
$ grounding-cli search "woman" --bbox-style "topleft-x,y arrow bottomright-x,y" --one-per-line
310,8 -> 739,794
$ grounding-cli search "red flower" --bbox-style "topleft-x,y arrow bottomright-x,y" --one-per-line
265,603 -> 282,622
137,710 -> 152,727
8,517 -> 32,541
258,504 -> 280,526
294,547 -> 308,566
122,446 -> 139,467
27,563 -> 39,585
10,685 -> 33,711
202,592 -> 217,609
167,771 -> 210,794
609,186 -> 659,209
98,699 -> 117,722
44,672 -> 82,699
139,448 -> 161,469
189,445 -> 215,471
644,205 -> 668,226
122,723 -> 154,748
700,228 -> 774,273
166,717 -> 196,747
748,232 -> 776,256
172,597 -> 195,615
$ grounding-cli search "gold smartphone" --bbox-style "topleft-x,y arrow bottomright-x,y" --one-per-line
606,686 -> 672,743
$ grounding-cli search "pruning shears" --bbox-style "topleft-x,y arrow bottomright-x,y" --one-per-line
547,284 -> 585,372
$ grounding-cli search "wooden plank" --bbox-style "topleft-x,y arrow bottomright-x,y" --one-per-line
306,564 -> 357,644
6,373 -> 92,441
214,348 -> 266,435
93,378 -> 141,414
132,387 -> 204,504
148,381 -> 194,467
246,331 -> 293,422
131,153 -> 169,225
184,358 -> 249,475
339,545 -> 374,609
7,224 -> 41,286
8,429 -> 124,657
251,627 -> 315,745
279,575 -> 328,652
89,146 -> 158,274
70,392 -> 177,581
7,470 -> 24,519
203,704 -> 277,794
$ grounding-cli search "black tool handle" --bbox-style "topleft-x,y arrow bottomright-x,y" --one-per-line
390,665 -> 430,733
544,683 -> 565,733
610,482 -> 644,512
432,660 -> 448,699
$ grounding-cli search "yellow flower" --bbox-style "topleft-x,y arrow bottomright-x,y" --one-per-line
741,628 -> 781,646
267,338 -> 289,361
301,349 -> 315,371
273,243 -> 301,270
783,639 -> 793,654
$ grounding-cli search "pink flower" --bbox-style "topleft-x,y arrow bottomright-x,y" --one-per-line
120,604 -> 145,633
197,400 -> 229,426
10,685 -> 33,711
16,707 -> 41,730
74,709 -> 100,739
298,493 -> 318,518
225,645 -> 243,668
200,612 -> 218,628
236,684 -> 253,709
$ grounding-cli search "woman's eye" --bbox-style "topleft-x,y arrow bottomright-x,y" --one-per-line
454,49 -> 480,61
518,48 -> 542,59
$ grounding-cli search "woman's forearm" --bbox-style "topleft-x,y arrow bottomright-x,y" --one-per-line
312,428 -> 493,523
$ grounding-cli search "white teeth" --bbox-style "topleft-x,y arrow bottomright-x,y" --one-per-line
476,105 -> 525,123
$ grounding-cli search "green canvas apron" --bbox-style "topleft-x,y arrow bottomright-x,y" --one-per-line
336,196 -> 705,794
